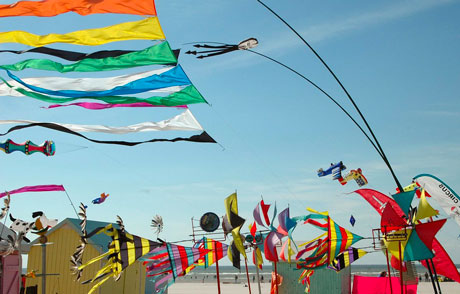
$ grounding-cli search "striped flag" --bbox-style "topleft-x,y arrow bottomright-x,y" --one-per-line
327,217 -> 362,264
330,247 -> 367,271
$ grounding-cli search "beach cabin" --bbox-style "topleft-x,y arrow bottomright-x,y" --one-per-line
0,222 -> 30,294
26,218 -> 148,294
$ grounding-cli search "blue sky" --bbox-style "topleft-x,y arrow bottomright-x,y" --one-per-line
0,0 -> 459,266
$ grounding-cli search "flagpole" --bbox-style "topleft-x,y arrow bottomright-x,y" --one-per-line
244,258 -> 252,294
274,261 -> 279,294
214,242 -> 221,294
254,250 -> 262,294
429,259 -> 442,294
385,249 -> 393,294
398,241 -> 404,294
426,258 -> 438,294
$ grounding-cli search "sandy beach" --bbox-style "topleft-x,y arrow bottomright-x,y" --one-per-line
167,281 -> 460,293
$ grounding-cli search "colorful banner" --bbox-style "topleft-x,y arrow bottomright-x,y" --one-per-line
1,42 -> 177,73
5,66 -> 190,98
414,174 -> 460,227
0,110 -> 203,134
0,0 -> 157,17
0,67 -> 182,95
0,185 -> 65,198
44,102 -> 188,110
2,81 -> 206,106
0,17 -> 164,47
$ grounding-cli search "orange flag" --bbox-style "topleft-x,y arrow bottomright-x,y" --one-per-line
0,0 -> 157,17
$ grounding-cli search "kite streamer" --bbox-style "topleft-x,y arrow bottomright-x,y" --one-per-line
0,42 -> 177,73
0,139 -> 55,156
2,81 -> 206,106
5,65 -> 190,98
0,46 -> 180,63
0,122 -> 216,146
0,17 -> 165,47
0,185 -> 65,198
0,0 -> 157,17
0,110 -> 204,134
0,68 -> 185,95
44,102 -> 188,110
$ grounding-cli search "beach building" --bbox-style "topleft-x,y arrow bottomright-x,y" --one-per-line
26,218 -> 147,294
0,222 -> 31,294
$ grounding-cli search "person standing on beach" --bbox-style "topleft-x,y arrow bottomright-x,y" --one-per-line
425,272 -> 429,282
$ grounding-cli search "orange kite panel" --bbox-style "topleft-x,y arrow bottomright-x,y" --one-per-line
0,0 -> 156,17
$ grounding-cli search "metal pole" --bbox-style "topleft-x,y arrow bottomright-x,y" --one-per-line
274,261 -> 279,294
41,243 -> 46,294
385,249 -> 393,294
398,242 -> 403,294
244,258 -> 252,294
254,248 -> 262,294
214,243 -> 221,294
429,259 -> 442,294
426,259 -> 438,294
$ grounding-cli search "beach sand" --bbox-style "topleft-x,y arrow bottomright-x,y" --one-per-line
167,281 -> 460,293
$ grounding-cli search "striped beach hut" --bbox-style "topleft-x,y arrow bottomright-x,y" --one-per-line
26,218 -> 148,294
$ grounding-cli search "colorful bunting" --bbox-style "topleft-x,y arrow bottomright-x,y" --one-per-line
1,42 -> 177,73
0,0 -> 158,17
0,110 -> 203,134
5,65 -> 189,97
0,18 -> 165,47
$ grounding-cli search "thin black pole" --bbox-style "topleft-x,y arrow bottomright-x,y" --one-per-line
426,259 -> 438,294
255,0 -> 403,191
429,258 -> 442,294
247,50 -> 384,160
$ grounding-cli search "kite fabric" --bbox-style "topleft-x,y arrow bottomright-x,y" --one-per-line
0,139 -> 55,156
0,122 -> 217,146
414,174 -> 460,227
330,247 -> 367,272
0,42 -> 177,73
355,188 -> 460,282
0,109 -> 204,134
420,238 -> 460,283
71,218 -> 162,294
5,65 -> 191,98
414,189 -> 439,221
0,0 -> 157,17
0,185 -> 65,198
0,67 -> 184,94
253,199 -> 271,227
44,102 -> 188,110
0,45 -> 180,62
0,17 -> 165,47
186,237 -> 228,271
354,189 -> 405,217
143,243 -> 210,294
224,193 -> 247,268
1,81 -> 206,107
392,190 -> 415,217
327,217 -> 363,264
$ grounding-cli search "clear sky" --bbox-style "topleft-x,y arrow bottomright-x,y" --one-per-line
0,0 -> 459,267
